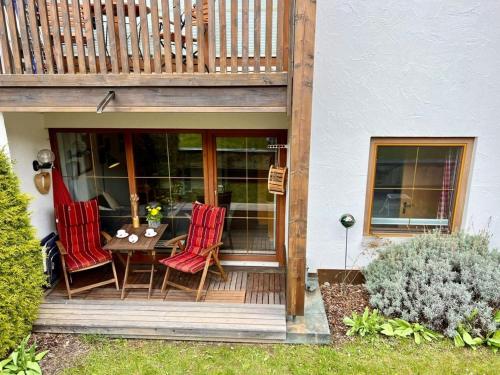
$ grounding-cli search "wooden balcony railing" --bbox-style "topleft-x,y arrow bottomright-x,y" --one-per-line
0,0 -> 289,76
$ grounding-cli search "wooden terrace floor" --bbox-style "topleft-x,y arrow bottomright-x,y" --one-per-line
45,266 -> 286,304
35,266 -> 287,342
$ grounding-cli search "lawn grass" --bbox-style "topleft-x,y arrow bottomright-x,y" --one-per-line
63,336 -> 499,375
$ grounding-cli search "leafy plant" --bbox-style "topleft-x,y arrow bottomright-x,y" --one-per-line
364,231 -> 500,338
454,325 -> 484,350
381,319 -> 442,344
0,150 -> 45,356
485,330 -> 500,353
453,310 -> 500,351
0,335 -> 48,375
145,205 -> 163,222
343,308 -> 384,337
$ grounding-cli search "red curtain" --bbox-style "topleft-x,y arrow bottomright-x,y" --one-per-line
52,168 -> 73,206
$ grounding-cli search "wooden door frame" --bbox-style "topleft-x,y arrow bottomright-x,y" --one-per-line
49,128 -> 287,266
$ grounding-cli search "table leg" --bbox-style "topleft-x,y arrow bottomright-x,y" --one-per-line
121,250 -> 132,300
148,250 -> 155,299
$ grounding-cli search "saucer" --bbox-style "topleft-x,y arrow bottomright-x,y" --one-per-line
144,231 -> 157,238
116,232 -> 129,238
128,234 -> 139,243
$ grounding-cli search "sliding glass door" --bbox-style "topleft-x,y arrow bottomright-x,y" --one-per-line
132,133 -> 205,239
52,129 -> 286,261
215,136 -> 279,256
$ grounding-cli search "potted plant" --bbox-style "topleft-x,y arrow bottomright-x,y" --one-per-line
145,205 -> 163,229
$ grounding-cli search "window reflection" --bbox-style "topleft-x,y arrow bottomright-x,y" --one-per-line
371,145 -> 462,233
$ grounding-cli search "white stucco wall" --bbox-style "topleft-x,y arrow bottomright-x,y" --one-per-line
0,113 -> 10,156
307,1 -> 500,271
3,113 -> 55,238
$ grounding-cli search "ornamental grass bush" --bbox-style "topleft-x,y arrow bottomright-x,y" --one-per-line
364,231 -> 500,338
0,149 -> 45,357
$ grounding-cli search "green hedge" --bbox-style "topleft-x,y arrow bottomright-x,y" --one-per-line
0,149 -> 45,357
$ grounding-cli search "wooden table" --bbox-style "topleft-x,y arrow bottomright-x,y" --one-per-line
104,224 -> 167,300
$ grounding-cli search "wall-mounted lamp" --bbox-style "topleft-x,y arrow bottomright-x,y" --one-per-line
33,149 -> 55,195
33,149 -> 55,171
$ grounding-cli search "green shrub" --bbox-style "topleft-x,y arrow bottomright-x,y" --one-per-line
364,231 -> 500,338
0,149 -> 45,357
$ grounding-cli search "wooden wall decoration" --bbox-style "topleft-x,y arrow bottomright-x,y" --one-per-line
268,165 -> 288,195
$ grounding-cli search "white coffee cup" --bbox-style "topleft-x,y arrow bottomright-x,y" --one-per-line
145,228 -> 156,236
117,229 -> 127,236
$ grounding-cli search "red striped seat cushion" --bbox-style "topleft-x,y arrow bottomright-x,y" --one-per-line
64,246 -> 111,272
159,251 -> 213,274
184,203 -> 226,256
55,199 -> 112,272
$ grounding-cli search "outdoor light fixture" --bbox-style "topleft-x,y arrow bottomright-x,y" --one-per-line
340,214 -> 355,284
32,149 -> 55,171
33,149 -> 55,195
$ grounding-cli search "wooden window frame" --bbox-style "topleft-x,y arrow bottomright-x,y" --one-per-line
49,128 -> 287,265
363,137 -> 474,236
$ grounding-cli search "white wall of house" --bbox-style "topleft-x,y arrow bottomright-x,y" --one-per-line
2,112 -> 288,241
3,113 -> 55,238
0,113 -> 10,156
307,1 -> 500,271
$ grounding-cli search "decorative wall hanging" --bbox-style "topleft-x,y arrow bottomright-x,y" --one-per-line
267,144 -> 288,195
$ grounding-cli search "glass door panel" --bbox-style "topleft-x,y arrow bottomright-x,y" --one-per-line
133,133 -> 204,239
56,132 -> 130,233
216,136 -> 278,255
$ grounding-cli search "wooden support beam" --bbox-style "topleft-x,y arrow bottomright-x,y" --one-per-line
286,0 -> 317,317
0,86 -> 287,111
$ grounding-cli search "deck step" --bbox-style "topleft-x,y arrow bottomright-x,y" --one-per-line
34,300 -> 287,343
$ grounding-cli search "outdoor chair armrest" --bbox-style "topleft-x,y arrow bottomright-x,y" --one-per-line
166,234 -> 188,245
101,231 -> 112,244
165,234 -> 188,257
199,242 -> 223,257
56,240 -> 68,256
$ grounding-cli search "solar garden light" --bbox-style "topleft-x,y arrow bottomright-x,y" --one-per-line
339,214 -> 355,286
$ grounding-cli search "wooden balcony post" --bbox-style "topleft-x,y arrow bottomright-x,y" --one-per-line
286,0 -> 317,317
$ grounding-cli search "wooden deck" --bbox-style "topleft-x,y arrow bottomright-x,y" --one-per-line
34,300 -> 286,343
36,267 -> 287,342
45,266 -> 286,304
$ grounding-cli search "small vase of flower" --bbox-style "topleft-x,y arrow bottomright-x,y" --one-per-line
146,205 -> 163,229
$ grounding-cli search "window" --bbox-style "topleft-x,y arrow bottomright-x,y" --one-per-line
365,138 -> 473,235
56,132 -> 130,233
132,133 -> 204,239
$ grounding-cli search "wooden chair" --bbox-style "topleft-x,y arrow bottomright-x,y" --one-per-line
160,202 -> 227,302
55,199 -> 119,299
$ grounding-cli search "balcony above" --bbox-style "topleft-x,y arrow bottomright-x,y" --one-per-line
0,0 -> 290,112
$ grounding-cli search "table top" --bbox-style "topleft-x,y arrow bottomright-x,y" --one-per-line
104,224 -> 167,251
